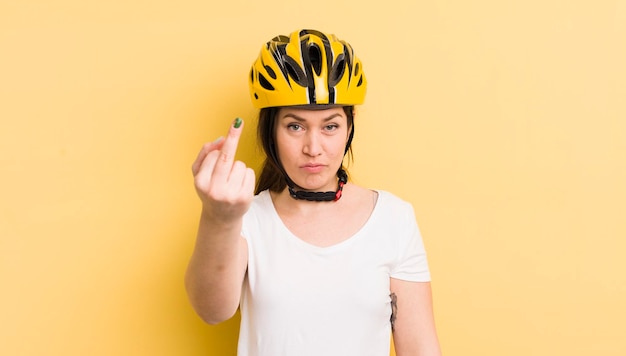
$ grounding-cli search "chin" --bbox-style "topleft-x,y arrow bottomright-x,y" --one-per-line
287,174 -> 324,190
301,179 -> 337,192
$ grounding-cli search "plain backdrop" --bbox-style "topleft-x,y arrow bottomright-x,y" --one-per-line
1,1 -> 625,355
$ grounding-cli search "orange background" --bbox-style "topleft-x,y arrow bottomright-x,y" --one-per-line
2,1 -> 625,355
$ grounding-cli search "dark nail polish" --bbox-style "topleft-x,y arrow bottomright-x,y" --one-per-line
233,117 -> 242,128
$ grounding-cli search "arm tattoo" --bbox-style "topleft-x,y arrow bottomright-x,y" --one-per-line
390,292 -> 398,332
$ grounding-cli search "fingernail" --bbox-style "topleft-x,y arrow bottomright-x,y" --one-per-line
233,117 -> 242,129
213,136 -> 224,144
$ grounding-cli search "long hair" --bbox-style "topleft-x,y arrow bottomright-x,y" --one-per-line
254,106 -> 355,195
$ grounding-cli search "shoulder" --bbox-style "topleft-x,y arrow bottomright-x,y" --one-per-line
343,185 -> 416,225
343,183 -> 415,211
242,190 -> 277,241
244,190 -> 274,222
251,190 -> 272,207
366,190 -> 420,233
342,183 -> 376,202
375,190 -> 415,213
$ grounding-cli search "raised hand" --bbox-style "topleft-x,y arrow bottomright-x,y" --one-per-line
192,118 -> 256,223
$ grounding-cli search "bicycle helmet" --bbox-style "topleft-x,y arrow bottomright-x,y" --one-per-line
249,29 -> 367,108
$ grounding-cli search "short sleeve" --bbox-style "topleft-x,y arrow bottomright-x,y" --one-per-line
390,203 -> 431,282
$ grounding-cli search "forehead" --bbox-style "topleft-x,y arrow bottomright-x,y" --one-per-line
277,106 -> 346,121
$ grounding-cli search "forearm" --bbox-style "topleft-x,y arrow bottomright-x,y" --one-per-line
393,328 -> 441,356
185,210 -> 247,324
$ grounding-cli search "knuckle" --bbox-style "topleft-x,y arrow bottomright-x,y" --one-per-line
207,149 -> 220,159
206,185 -> 225,199
232,160 -> 246,171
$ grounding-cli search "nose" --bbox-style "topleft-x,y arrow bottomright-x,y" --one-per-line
302,131 -> 322,156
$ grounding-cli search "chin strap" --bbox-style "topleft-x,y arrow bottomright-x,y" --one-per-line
288,169 -> 347,202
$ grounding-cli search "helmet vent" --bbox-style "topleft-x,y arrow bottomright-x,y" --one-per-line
329,54 -> 346,86
284,57 -> 307,86
308,44 -> 322,76
259,74 -> 275,91
264,65 -> 277,79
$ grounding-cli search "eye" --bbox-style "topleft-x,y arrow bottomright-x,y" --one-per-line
287,123 -> 303,131
324,124 -> 339,131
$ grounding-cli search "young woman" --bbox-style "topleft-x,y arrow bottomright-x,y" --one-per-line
186,29 -> 441,356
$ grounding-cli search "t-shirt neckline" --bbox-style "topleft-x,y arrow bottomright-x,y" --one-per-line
260,189 -> 383,253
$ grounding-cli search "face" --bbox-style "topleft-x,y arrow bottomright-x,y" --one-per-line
275,107 -> 350,192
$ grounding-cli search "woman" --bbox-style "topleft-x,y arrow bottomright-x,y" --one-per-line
186,29 -> 441,356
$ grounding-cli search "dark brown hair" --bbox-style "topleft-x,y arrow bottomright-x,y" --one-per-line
254,106 -> 355,194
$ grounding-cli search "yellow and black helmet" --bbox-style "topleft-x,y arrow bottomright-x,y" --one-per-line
249,29 -> 367,108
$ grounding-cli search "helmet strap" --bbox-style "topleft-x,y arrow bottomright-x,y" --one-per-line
287,169 -> 347,202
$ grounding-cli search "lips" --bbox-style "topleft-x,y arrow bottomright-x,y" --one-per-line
301,163 -> 326,173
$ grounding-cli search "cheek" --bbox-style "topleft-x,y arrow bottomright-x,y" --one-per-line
275,134 -> 296,159
331,135 -> 349,155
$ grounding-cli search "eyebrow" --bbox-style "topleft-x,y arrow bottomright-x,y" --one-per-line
280,113 -> 343,122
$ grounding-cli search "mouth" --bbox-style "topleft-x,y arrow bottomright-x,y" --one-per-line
301,163 -> 326,173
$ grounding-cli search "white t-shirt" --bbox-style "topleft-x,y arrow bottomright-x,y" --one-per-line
238,190 -> 430,356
